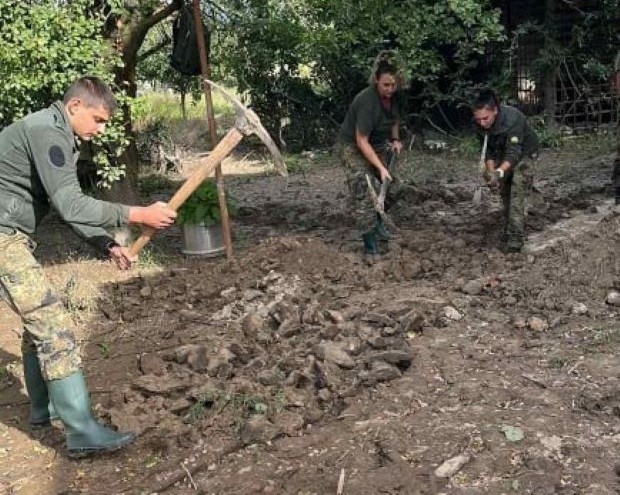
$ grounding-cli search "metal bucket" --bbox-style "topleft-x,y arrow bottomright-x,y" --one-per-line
181,223 -> 225,256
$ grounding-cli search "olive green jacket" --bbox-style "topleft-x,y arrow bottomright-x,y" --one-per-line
0,101 -> 129,249
478,105 -> 539,167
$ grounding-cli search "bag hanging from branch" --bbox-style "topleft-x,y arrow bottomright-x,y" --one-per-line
170,3 -> 210,76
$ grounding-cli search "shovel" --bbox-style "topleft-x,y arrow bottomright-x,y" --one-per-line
472,133 -> 488,205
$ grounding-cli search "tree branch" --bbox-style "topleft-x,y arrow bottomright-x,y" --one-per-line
138,35 -> 171,62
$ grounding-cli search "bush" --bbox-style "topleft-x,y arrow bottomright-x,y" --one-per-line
177,180 -> 235,226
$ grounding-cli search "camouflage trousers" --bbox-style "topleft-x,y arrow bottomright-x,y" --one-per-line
612,128 -> 620,189
0,231 -> 81,380
499,156 -> 535,249
338,143 -> 402,233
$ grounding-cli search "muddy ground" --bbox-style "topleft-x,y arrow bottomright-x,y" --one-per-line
1,141 -> 619,495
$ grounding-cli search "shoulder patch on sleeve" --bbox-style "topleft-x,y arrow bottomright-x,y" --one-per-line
48,146 -> 65,168
510,136 -> 519,144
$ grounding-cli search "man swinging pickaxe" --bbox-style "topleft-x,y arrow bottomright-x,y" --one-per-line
129,81 -> 287,257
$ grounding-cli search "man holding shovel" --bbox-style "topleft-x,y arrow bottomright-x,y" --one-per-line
337,52 -> 404,256
472,90 -> 539,253
0,76 -> 176,456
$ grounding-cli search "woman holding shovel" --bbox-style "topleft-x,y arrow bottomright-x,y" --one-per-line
472,90 -> 539,253
338,51 -> 404,256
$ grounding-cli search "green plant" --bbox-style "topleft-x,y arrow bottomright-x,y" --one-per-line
177,180 -> 236,226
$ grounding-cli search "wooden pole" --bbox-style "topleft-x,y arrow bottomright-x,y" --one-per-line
191,0 -> 233,258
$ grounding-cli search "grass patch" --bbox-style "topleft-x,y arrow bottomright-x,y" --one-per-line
590,326 -> 620,347
186,390 -> 271,424
136,245 -> 176,270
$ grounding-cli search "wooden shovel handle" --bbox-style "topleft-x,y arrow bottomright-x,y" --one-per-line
129,127 -> 244,258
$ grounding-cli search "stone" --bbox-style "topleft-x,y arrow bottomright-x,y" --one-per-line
362,360 -> 401,384
399,310 -> 426,334
606,291 -> 620,306
174,344 -> 208,372
139,353 -> 167,375
513,316 -> 527,329
367,350 -> 413,369
442,306 -> 462,321
434,453 -> 471,478
139,285 -> 152,298
461,280 -> 483,296
132,374 -> 190,395
243,312 -> 267,336
527,316 -> 548,332
362,312 -> 395,327
325,309 -> 344,323
571,302 -> 588,315
317,343 -> 355,369
238,416 -> 282,445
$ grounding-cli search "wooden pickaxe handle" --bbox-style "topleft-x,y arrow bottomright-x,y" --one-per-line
129,126 -> 244,258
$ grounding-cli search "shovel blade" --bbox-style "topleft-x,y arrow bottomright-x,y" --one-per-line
472,186 -> 482,205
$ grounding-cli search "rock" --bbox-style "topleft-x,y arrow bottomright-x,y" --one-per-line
325,309 -> 344,323
273,411 -> 305,436
257,368 -> 282,386
174,344 -> 208,372
139,285 -> 152,298
243,289 -> 264,301
238,415 -> 282,445
367,350 -> 413,369
606,291 -> 620,306
220,287 -> 237,298
168,397 -> 192,414
277,318 -> 301,338
139,353 -> 167,375
361,360 -> 401,384
108,407 -> 154,436
461,280 -> 483,296
132,374 -> 190,395
243,312 -> 267,336
442,306 -> 462,321
399,310 -> 426,334
434,453 -> 471,478
317,343 -> 355,369
571,302 -> 588,315
527,316 -> 548,332
583,484 -> 615,495
361,312 -> 395,327
513,316 -> 527,329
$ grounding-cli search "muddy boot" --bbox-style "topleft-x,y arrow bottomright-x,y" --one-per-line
48,371 -> 135,457
375,214 -> 391,241
362,230 -> 379,255
22,352 -> 57,428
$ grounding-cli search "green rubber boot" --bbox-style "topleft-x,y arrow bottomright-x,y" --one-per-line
375,214 -> 391,241
48,371 -> 135,457
22,352 -> 58,427
362,230 -> 379,255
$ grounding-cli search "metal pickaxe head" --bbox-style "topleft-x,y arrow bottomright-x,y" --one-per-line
205,79 -> 287,176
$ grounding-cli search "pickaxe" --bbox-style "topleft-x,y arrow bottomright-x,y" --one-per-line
129,80 -> 287,257
365,149 -> 398,232
472,132 -> 488,205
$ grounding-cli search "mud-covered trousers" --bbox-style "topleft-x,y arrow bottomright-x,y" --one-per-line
0,231 -> 81,380
499,156 -> 535,249
338,143 -> 402,233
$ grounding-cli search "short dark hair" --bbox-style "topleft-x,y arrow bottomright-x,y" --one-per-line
472,89 -> 500,111
63,76 -> 118,114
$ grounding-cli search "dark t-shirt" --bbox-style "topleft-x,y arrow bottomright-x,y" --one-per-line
339,85 -> 401,150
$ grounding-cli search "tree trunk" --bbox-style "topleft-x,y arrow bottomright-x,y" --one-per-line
542,0 -> 559,129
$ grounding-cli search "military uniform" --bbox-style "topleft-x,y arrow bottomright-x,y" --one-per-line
478,105 -> 539,250
0,102 -> 129,381
338,85 -> 403,235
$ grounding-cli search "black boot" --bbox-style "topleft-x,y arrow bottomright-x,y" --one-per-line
22,351 -> 57,427
362,230 -> 379,255
48,371 -> 135,457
